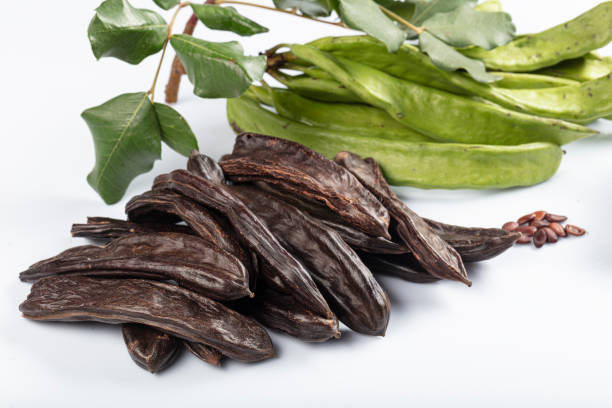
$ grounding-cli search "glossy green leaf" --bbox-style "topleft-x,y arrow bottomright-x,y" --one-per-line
419,31 -> 500,83
82,92 -> 162,204
411,0 -> 475,25
170,34 -> 266,98
422,4 -> 514,49
338,0 -> 406,52
88,0 -> 168,65
153,0 -> 179,10
190,4 -> 268,36
273,0 -> 337,17
153,103 -> 199,157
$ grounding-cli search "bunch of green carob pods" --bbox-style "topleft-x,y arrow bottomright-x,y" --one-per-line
227,2 -> 612,189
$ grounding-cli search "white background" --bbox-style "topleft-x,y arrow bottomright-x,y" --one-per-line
1,1 -> 612,406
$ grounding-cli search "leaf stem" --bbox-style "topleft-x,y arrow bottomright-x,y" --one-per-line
149,2 -> 190,101
379,5 -> 424,35
215,0 -> 348,28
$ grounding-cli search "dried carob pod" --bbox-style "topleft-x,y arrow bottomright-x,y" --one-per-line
359,253 -> 440,284
122,324 -> 181,373
230,184 -> 390,336
125,190 -> 259,290
219,133 -> 391,239
19,232 -> 252,301
152,169 -> 333,319
188,150 -> 227,184
334,152 -> 470,286
184,341 -> 223,367
251,287 -> 340,342
320,219 -> 407,254
19,276 -> 274,362
424,219 -> 520,262
71,217 -> 194,240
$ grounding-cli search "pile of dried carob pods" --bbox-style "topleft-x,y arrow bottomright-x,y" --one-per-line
19,133 -> 521,373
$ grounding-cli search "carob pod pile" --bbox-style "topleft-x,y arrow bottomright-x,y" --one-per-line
19,133 -> 522,374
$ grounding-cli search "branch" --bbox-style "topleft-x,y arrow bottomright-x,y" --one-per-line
164,12 -> 200,103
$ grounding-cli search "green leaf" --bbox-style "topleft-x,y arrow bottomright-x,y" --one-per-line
411,0 -> 475,25
338,0 -> 406,52
273,0 -> 336,17
419,31 -> 500,83
374,0 -> 415,22
153,0 -> 180,10
473,0 -> 502,12
82,92 -> 162,204
190,4 -> 269,36
153,103 -> 199,157
422,4 -> 515,49
88,0 -> 168,65
170,34 -> 266,98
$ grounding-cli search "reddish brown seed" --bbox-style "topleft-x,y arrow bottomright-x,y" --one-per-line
530,219 -> 550,228
565,224 -> 586,236
517,233 -> 532,244
516,225 -> 537,236
543,227 -> 558,243
533,229 -> 547,248
517,213 -> 536,225
549,222 -> 566,237
502,221 -> 519,232
545,213 -> 567,223
533,211 -> 547,221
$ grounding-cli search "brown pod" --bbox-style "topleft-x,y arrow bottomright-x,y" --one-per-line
230,185 -> 390,336
125,190 -> 258,291
517,213 -> 536,225
184,341 -> 223,367
502,221 -> 519,232
334,152 -> 470,286
517,233 -> 532,244
425,219 -> 521,263
533,211 -> 547,221
565,224 -> 586,236
122,324 -> 181,373
549,222 -> 567,237
152,169 -> 333,319
71,217 -> 194,240
251,287 -> 341,342
542,227 -> 558,243
530,219 -> 550,228
19,232 -> 252,301
321,219 -> 407,254
219,133 -> 391,239
545,213 -> 568,223
516,225 -> 538,236
188,151 -> 226,184
19,276 -> 275,362
533,229 -> 547,248
359,252 -> 440,284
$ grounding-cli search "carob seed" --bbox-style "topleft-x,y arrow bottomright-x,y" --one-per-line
530,219 -> 550,228
517,213 -> 536,225
517,233 -> 532,244
549,222 -> 566,237
533,211 -> 547,221
533,229 -> 547,248
565,224 -> 586,236
543,227 -> 558,243
516,225 -> 538,236
545,213 -> 568,223
502,221 -> 519,232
